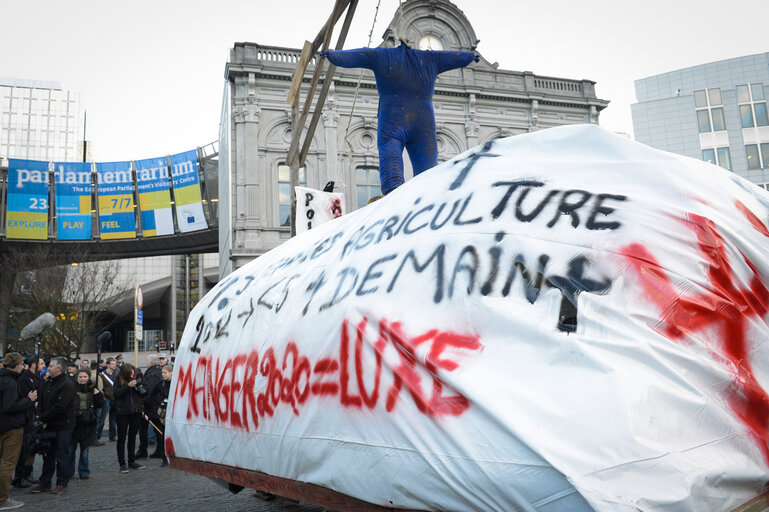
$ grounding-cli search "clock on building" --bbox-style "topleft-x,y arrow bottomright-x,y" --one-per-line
418,35 -> 443,51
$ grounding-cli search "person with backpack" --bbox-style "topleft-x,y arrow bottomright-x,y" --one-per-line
68,370 -> 104,480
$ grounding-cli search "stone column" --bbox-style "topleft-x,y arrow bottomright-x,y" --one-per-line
232,72 -> 261,254
323,108 -> 339,189
465,93 -> 480,147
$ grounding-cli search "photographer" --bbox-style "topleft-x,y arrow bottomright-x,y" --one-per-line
68,370 -> 104,480
113,364 -> 145,473
0,353 -> 37,510
30,357 -> 75,495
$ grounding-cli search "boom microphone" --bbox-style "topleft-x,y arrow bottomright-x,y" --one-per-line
20,312 -> 56,340
98,331 -> 112,345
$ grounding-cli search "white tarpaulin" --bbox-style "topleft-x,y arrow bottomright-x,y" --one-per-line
166,125 -> 769,511
294,185 -> 345,234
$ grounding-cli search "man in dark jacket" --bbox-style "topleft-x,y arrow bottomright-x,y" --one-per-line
30,357 -> 75,495
12,357 -> 38,489
0,352 -> 37,510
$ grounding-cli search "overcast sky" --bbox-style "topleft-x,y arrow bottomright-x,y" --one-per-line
2,0 -> 767,162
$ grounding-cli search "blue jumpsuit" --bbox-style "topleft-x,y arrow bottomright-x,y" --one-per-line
322,45 -> 476,195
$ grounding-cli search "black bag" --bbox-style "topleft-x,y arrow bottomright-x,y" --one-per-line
30,426 -> 57,454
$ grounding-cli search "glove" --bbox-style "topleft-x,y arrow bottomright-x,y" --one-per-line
473,53 -> 480,63
320,50 -> 330,59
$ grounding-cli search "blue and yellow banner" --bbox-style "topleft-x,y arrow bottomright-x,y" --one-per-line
6,159 -> 49,240
54,161 -> 92,240
96,161 -> 136,240
170,150 -> 208,233
135,156 -> 173,237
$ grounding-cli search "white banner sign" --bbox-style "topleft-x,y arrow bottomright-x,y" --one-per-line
167,125 -> 769,511
294,185 -> 345,234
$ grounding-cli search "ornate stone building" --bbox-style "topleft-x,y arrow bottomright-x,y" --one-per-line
219,0 -> 609,275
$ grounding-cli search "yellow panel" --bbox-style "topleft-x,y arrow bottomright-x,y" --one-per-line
100,230 -> 137,240
173,184 -> 202,207
98,194 -> 134,213
79,195 -> 91,214
6,211 -> 48,240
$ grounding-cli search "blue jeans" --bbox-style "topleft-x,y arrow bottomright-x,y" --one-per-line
96,399 -> 117,440
68,426 -> 90,477
39,429 -> 72,488
148,422 -> 156,443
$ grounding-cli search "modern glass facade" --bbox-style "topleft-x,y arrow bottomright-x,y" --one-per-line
631,53 -> 769,185
0,77 -> 82,162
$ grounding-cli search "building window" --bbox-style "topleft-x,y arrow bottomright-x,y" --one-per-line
702,147 -> 731,170
746,144 -> 761,170
708,88 -> 722,106
737,83 -> 768,128
697,110 -> 711,133
716,147 -> 732,170
741,105 -> 755,128
755,103 -> 769,126
762,143 -> 769,169
711,108 -> 726,131
695,88 -> 725,133
694,90 -> 708,108
278,163 -> 306,227
355,167 -> 381,208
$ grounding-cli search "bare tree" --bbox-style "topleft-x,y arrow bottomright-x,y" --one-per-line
3,246 -> 129,359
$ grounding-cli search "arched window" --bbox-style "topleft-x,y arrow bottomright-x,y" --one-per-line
278,163 -> 306,226
355,166 -> 381,208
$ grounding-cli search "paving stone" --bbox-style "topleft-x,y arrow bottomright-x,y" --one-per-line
10,439 -> 328,512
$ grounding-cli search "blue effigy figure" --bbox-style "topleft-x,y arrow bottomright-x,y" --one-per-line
321,44 -> 478,195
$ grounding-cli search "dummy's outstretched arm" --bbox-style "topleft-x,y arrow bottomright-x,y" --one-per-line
320,48 -> 375,70
431,50 -> 479,74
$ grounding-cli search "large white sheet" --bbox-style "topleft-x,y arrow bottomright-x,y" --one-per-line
167,124 -> 769,511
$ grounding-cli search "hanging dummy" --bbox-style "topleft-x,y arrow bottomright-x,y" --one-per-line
321,43 -> 478,195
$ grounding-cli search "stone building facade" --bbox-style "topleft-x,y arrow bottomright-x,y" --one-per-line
219,0 -> 609,275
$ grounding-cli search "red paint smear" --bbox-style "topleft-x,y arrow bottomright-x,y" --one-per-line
165,437 -> 176,457
736,200 -> 769,237
621,214 -> 769,464
172,318 -> 483,432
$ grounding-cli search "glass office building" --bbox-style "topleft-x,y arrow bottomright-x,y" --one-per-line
0,77 -> 83,162
631,53 -> 769,187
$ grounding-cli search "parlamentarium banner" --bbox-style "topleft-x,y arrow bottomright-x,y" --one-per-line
170,149 -> 207,233
135,156 -> 174,237
54,161 -> 92,240
96,161 -> 136,239
166,125 -> 769,511
5,158 -> 49,240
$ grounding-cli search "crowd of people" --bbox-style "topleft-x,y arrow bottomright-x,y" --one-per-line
0,352 -> 173,510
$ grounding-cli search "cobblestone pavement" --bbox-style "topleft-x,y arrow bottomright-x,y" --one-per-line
9,439 -> 328,512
